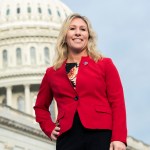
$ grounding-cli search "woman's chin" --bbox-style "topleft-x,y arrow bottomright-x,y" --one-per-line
71,48 -> 87,54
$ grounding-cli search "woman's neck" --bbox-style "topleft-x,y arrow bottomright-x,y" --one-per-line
67,51 -> 88,63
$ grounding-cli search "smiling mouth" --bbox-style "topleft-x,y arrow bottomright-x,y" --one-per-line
73,38 -> 83,42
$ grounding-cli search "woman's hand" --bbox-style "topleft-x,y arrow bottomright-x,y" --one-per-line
50,126 -> 60,141
109,141 -> 126,150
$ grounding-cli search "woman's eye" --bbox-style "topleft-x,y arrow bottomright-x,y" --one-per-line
81,28 -> 86,31
70,27 -> 75,30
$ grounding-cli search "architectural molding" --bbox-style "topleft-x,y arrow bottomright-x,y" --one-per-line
0,104 -> 54,144
0,36 -> 57,47
127,136 -> 150,150
0,116 -> 46,139
0,71 -> 44,79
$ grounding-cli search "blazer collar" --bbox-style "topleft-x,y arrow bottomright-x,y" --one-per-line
56,55 -> 91,73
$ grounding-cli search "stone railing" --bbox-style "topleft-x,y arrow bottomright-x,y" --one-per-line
0,104 -> 53,142
127,136 -> 150,150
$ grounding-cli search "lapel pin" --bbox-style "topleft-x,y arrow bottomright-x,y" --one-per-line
83,61 -> 88,65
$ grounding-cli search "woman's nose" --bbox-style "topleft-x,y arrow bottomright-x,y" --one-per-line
75,29 -> 81,36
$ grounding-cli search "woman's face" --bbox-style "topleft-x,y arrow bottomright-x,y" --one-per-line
66,17 -> 89,53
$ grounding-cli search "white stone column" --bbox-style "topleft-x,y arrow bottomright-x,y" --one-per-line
0,50 -> 2,69
6,86 -> 12,106
24,84 -> 30,114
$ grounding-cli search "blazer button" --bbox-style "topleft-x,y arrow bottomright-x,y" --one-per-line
74,96 -> 79,101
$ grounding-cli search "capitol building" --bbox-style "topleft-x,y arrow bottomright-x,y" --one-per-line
0,0 -> 149,150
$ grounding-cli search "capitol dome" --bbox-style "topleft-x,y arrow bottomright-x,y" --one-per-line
0,0 -> 72,116
0,0 -> 71,24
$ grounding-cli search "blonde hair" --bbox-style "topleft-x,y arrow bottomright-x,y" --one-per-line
53,13 -> 103,70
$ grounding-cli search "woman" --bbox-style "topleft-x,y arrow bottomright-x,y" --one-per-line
34,13 -> 127,150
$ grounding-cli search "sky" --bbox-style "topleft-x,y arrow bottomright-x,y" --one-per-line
61,0 -> 150,145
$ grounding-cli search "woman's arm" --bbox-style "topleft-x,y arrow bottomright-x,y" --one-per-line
33,69 -> 56,138
105,58 -> 127,145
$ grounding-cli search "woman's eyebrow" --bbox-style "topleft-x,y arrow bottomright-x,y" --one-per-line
69,25 -> 87,28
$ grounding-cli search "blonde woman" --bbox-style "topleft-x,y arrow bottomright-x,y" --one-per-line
34,13 -> 127,150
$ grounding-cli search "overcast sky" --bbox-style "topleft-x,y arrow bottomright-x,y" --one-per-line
61,0 -> 150,144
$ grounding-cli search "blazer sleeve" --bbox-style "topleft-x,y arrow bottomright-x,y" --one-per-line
33,68 -> 56,138
104,58 -> 127,144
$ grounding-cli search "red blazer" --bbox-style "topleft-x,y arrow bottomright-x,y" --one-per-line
34,56 -> 127,144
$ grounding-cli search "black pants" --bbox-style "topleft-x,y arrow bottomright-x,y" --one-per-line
56,112 -> 112,150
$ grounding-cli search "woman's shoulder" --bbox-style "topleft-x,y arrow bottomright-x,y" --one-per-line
45,66 -> 55,74
96,57 -> 117,71
45,64 -> 64,74
98,57 -> 113,64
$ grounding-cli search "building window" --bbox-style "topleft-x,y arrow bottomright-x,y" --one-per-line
30,47 -> 36,64
38,7 -> 42,14
6,9 -> 10,15
17,96 -> 25,112
3,50 -> 8,67
48,8 -> 52,15
2,98 -> 6,105
16,48 -> 22,65
57,10 -> 61,17
17,7 -> 21,14
27,7 -> 31,13
64,11 -> 68,17
44,47 -> 50,64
